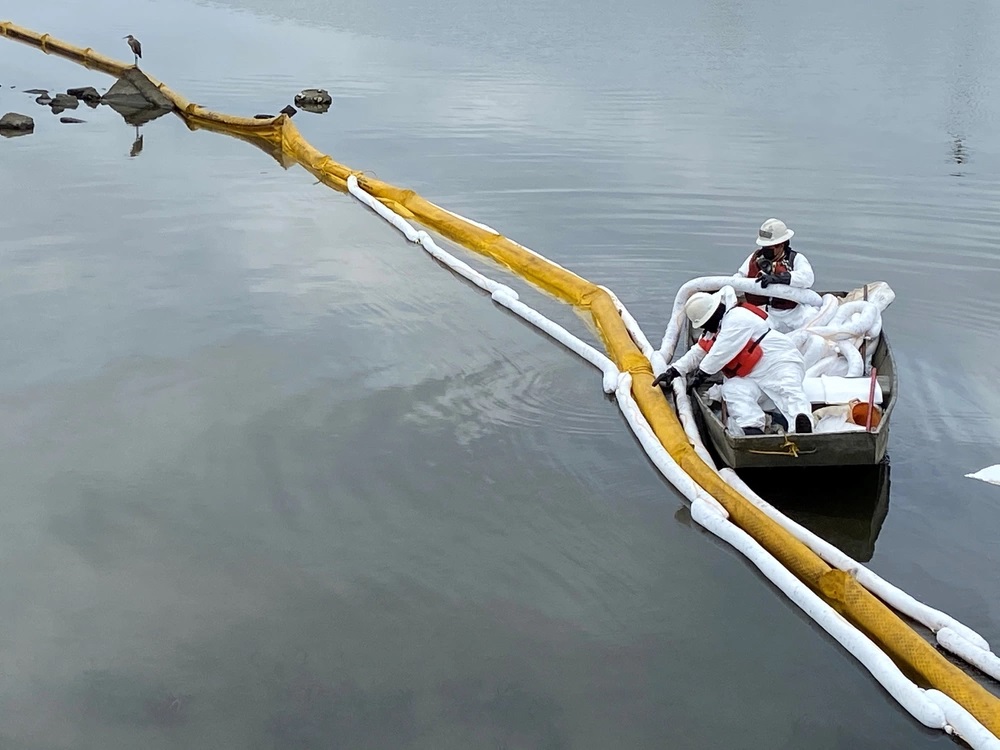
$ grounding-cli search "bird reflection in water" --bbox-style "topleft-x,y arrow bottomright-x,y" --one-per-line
103,98 -> 169,158
130,125 -> 143,158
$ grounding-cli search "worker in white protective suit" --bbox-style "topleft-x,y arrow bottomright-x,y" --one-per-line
653,286 -> 814,435
735,218 -> 817,333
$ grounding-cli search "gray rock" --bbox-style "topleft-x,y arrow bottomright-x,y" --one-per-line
254,113 -> 274,119
60,117 -> 86,124
295,88 -> 332,104
49,93 -> 79,109
102,77 -> 145,108
102,69 -> 173,111
24,88 -> 48,95
0,112 -> 35,133
67,86 -> 101,103
35,95 -> 53,106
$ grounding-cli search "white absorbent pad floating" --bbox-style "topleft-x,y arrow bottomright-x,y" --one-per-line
965,465 -> 1000,486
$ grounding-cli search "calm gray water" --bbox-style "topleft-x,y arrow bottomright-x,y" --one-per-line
2,0 -> 1000,747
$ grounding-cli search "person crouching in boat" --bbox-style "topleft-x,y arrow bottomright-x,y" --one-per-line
654,285 -> 814,435
735,218 -> 817,333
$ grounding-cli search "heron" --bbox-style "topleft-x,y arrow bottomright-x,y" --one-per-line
123,35 -> 142,66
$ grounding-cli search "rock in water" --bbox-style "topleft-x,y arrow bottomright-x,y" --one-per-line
49,93 -> 79,113
294,88 -> 332,113
67,86 -> 101,103
60,117 -> 86,124
0,112 -> 35,134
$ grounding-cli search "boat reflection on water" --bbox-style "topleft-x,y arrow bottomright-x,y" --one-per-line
735,461 -> 891,563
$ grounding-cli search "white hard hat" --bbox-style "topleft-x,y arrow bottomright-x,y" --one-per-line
684,291 -> 722,329
755,218 -> 794,247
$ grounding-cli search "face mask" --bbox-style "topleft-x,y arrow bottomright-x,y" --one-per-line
702,303 -> 725,333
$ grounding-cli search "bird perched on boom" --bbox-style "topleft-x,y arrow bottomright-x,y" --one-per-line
123,35 -> 142,66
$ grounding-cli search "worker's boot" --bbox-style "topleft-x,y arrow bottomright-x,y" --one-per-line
794,414 -> 813,434
743,426 -> 765,436
767,411 -> 788,431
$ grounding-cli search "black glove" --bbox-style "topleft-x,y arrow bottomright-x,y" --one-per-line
652,367 -> 680,389
757,271 -> 791,289
690,369 -> 710,389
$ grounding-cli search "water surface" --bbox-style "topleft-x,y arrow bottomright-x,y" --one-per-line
2,1 -> 999,747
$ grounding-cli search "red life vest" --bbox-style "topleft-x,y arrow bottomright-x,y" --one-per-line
746,248 -> 798,310
697,303 -> 770,378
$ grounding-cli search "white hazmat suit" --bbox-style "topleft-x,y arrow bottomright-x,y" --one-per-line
672,286 -> 814,433
735,217 -> 816,333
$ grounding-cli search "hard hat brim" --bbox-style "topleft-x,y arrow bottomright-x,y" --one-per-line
689,291 -> 722,328
691,311 -> 714,328
755,228 -> 794,247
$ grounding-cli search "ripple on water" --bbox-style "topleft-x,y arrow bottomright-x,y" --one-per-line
919,295 -> 1000,333
405,354 -> 617,444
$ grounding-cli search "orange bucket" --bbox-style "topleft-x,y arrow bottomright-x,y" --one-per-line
851,401 -> 883,428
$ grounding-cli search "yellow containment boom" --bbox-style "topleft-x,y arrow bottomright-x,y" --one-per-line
3,20 -> 998,739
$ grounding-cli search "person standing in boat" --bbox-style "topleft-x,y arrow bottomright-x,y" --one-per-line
735,217 -> 816,333
654,285 -> 814,435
